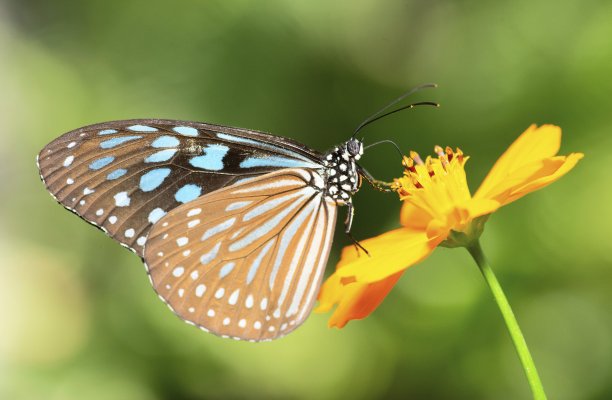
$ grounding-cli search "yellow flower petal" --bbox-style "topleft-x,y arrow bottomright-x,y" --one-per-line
400,201 -> 433,230
334,228 -> 439,283
476,150 -> 584,205
474,125 -> 582,205
316,228 -> 436,327
465,197 -> 501,219
315,270 -> 403,328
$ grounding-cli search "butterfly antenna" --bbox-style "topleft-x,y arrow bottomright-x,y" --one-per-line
364,139 -> 404,160
353,83 -> 438,137
357,101 -> 439,134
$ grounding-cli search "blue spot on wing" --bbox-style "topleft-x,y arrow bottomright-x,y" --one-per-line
89,156 -> 115,170
99,129 -> 118,135
189,144 -> 229,171
139,168 -> 171,192
145,149 -> 177,163
148,208 -> 167,223
217,132 -> 318,163
100,135 -> 142,149
128,124 -> 158,132
173,126 -> 199,137
175,184 -> 202,203
151,136 -> 180,148
240,156 -> 320,169
107,168 -> 127,180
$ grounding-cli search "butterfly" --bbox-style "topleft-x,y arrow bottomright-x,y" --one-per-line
37,86 -> 437,342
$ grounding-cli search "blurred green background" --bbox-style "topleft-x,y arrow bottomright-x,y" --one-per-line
1,0 -> 610,399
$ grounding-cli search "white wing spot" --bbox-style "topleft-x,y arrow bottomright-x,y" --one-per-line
114,191 -> 131,207
225,201 -> 252,211
187,208 -> 201,217
178,288 -> 185,297
67,141 -> 77,148
268,326 -> 275,332
108,216 -> 117,224
223,317 -> 231,326
124,228 -> 135,238
207,309 -> 215,317
214,288 -> 225,299
66,178 -> 74,185
260,298 -> 268,310
230,227 -> 246,240
254,321 -> 262,330
79,200 -> 85,206
137,236 -> 146,246
190,270 -> 199,280
187,219 -> 200,228
201,218 -> 236,242
200,243 -> 221,265
176,237 -> 188,246
83,187 -> 95,195
245,295 -> 254,309
63,155 -> 74,167
195,284 -> 206,297
96,208 -> 104,216
188,307 -> 195,313
228,289 -> 240,305
172,266 -> 185,277
182,250 -> 191,257
219,262 -> 236,278
238,319 -> 247,328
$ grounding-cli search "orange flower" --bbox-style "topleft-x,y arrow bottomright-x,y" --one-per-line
316,124 -> 583,328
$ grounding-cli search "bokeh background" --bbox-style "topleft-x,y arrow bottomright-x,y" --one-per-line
1,0 -> 610,399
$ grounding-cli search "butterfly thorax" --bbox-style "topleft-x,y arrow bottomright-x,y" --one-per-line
322,138 -> 364,204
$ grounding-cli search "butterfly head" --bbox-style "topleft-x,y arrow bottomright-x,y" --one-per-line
322,138 -> 364,203
346,137 -> 364,160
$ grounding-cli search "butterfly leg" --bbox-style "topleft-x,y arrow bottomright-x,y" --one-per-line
344,200 -> 370,256
358,165 -> 394,192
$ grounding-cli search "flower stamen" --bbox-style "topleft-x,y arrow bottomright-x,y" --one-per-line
410,151 -> 424,165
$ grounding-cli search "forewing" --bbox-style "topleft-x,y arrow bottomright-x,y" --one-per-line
37,120 -> 323,255
143,168 -> 337,341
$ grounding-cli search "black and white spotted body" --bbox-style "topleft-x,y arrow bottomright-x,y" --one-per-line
322,138 -> 364,205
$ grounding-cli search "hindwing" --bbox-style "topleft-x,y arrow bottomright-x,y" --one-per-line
143,168 -> 337,341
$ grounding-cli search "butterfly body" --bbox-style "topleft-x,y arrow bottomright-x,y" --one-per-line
38,119 -> 368,341
321,138 -> 363,204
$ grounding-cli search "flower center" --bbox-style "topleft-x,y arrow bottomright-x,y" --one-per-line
392,146 -> 467,198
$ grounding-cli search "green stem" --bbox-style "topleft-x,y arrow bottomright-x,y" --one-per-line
466,241 -> 547,400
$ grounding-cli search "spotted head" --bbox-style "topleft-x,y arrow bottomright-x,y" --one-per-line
322,138 -> 364,203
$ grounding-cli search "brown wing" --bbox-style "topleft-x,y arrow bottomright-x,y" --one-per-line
37,120 -> 323,255
143,168 -> 337,341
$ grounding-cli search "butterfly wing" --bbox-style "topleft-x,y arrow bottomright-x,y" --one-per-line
143,168 -> 337,341
37,120 -> 324,255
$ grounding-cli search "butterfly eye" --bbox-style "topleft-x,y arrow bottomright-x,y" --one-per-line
346,139 -> 362,157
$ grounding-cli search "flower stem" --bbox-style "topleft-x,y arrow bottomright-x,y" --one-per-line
466,241 -> 547,400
